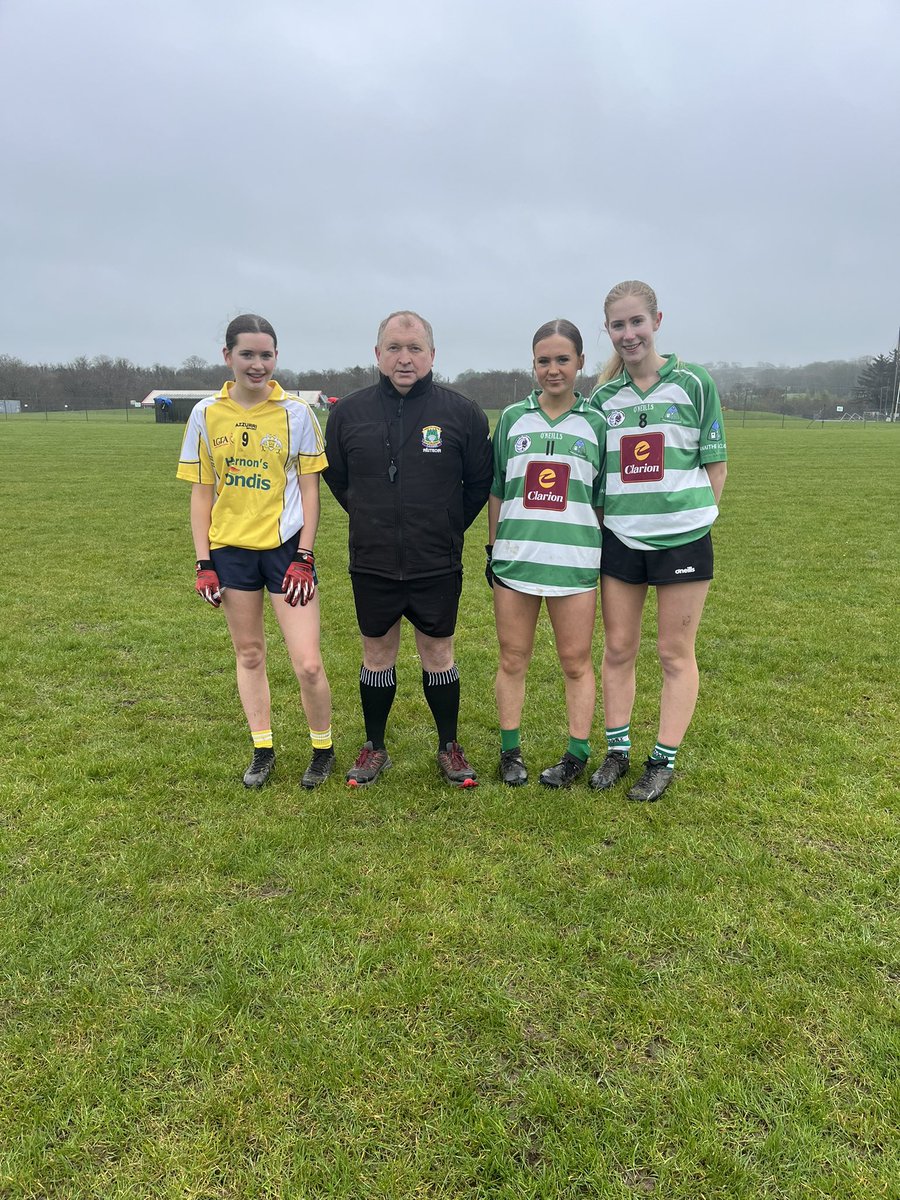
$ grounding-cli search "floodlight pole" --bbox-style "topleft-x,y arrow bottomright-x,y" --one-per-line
891,326 -> 900,422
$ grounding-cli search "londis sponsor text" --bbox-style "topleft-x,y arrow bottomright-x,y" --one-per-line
224,457 -> 272,490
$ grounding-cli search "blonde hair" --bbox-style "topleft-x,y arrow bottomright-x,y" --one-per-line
596,280 -> 659,386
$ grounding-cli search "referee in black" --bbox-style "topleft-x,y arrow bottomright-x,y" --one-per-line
324,310 -> 492,788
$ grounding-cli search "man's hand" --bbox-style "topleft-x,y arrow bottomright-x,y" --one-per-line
283,549 -> 316,607
195,560 -> 222,607
485,544 -> 494,589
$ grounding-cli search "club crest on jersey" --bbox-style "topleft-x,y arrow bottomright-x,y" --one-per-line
620,433 -> 664,482
523,461 -> 570,511
607,410 -> 625,427
571,439 -> 587,457
422,425 -> 442,453
664,405 -> 681,422
708,420 -> 721,440
260,434 -> 284,453
514,434 -> 531,453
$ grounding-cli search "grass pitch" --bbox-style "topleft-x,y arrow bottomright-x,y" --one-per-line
0,416 -> 897,1198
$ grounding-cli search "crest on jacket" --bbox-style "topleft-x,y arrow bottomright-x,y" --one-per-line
422,425 -> 443,452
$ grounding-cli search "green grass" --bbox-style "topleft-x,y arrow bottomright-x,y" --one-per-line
0,420 -> 897,1198
0,407 -> 157,423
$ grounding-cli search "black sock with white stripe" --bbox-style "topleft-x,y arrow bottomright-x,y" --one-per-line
359,665 -> 396,751
422,664 -> 461,749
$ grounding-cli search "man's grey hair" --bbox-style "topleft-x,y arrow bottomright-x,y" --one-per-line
376,310 -> 435,351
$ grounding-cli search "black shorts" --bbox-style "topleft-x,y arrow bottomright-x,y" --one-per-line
211,532 -> 301,593
600,527 -> 713,586
351,572 -> 462,639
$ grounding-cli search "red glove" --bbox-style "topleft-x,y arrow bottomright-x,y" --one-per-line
282,549 -> 316,607
195,560 -> 222,607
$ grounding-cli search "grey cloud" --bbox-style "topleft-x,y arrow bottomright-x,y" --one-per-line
1,0 -> 898,375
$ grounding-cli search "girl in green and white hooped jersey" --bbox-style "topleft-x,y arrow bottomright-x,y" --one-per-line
588,281 -> 728,803
487,319 -> 606,791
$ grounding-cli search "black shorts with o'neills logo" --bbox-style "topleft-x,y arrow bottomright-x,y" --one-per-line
600,528 -> 713,586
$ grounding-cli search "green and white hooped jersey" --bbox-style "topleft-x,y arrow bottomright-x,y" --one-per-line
590,356 -> 727,551
491,392 -> 605,596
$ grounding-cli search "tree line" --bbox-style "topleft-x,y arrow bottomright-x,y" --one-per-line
0,349 -> 897,418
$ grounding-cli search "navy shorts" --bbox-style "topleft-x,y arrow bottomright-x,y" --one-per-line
211,532 -> 301,593
351,572 -> 462,639
600,527 -> 713,586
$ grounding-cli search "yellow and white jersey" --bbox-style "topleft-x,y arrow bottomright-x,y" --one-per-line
176,381 -> 327,550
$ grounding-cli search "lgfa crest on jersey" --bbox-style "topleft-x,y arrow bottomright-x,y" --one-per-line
514,434 -> 531,453
422,424 -> 442,453
607,410 -> 625,427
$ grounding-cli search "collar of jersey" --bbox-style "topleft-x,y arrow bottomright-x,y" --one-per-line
524,389 -> 588,411
216,380 -> 286,407
622,353 -> 676,388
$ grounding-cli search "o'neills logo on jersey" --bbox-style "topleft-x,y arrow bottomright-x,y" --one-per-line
620,432 -> 665,483
523,461 -> 570,511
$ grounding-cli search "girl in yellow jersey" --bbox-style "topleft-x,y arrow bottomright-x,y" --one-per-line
176,314 -> 335,790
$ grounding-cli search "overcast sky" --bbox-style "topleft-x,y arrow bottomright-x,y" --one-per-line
2,0 -> 897,378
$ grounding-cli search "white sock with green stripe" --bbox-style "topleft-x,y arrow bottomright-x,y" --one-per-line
651,742 -> 678,769
606,724 -> 631,757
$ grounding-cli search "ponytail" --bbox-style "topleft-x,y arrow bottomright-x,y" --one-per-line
596,351 -> 625,387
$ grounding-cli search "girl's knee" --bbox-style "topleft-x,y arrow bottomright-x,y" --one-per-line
558,652 -> 593,682
498,645 -> 532,675
295,658 -> 325,688
603,639 -> 639,670
657,640 -> 696,675
235,643 -> 266,672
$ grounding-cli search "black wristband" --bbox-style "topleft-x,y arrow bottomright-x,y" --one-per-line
485,544 -> 493,559
293,548 -> 315,563
196,559 -> 214,572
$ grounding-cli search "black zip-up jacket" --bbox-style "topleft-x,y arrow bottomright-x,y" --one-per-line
323,372 -> 492,579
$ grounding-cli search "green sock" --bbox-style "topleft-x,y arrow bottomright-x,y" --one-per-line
606,724 -> 631,756
568,736 -> 591,762
652,742 -> 678,768
500,728 -> 520,752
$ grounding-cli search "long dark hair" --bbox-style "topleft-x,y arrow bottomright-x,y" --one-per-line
225,313 -> 278,350
532,318 -> 583,355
